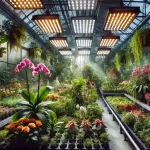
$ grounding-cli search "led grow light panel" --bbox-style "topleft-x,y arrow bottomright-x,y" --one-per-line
75,37 -> 93,48
68,0 -> 98,10
72,17 -> 96,33
104,7 -> 140,30
59,50 -> 72,55
78,50 -> 90,55
49,37 -> 69,48
32,15 -> 62,34
97,49 -> 111,55
6,0 -> 44,9
100,36 -> 120,47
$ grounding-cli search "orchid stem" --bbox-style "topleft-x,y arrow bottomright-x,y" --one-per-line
25,67 -> 30,103
38,73 -> 41,102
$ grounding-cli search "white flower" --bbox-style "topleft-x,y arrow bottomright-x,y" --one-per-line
80,106 -> 86,113
76,104 -> 80,109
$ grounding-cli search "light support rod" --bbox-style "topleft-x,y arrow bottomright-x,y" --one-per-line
104,7 -> 140,30
75,37 -> 93,48
32,14 -> 63,34
68,0 -> 98,10
59,49 -> 72,55
6,0 -> 45,9
49,37 -> 69,48
97,48 -> 111,55
78,49 -> 91,55
72,17 -> 96,34
100,36 -> 120,47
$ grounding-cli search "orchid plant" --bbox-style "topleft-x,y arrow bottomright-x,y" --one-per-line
12,58 -> 56,130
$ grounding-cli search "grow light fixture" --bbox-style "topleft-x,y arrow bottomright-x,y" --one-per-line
6,0 -> 44,9
49,37 -> 69,48
72,17 -> 96,33
100,36 -> 120,47
75,37 -> 93,48
59,49 -> 72,55
32,14 -> 62,34
97,48 -> 111,55
78,49 -> 90,55
68,0 -> 98,10
104,7 -> 140,30
96,55 -> 106,59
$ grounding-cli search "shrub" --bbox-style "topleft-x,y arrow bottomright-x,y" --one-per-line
86,103 -> 103,121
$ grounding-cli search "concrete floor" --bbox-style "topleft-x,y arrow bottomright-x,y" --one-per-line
98,99 -> 134,150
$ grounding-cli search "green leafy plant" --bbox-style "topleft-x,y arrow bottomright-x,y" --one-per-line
133,117 -> 145,133
86,103 -> 104,121
99,133 -> 110,143
85,138 -> 92,149
0,129 -> 9,142
50,138 -> 58,148
41,50 -> 52,62
40,134 -> 50,146
27,42 -> 42,59
0,32 -> 8,45
130,28 -> 150,65
125,48 -> 131,70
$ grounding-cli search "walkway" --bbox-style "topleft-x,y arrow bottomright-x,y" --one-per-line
98,99 -> 134,150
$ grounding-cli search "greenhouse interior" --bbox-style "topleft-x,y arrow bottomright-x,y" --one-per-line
0,0 -> 150,150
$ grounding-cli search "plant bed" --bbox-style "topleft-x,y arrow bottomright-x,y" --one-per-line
102,95 -> 150,150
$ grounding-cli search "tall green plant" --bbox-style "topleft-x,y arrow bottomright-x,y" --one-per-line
115,53 -> 121,71
130,28 -> 150,65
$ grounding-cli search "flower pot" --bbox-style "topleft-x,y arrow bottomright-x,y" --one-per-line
101,143 -> 109,150
77,143 -> 84,149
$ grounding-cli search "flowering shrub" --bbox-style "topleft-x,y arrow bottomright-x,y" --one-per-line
7,118 -> 42,141
145,93 -> 150,101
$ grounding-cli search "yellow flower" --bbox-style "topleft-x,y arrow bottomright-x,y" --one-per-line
22,126 -> 30,133
36,120 -> 42,127
28,123 -> 36,129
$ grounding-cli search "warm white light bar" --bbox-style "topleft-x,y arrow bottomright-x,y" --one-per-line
72,17 -> 96,33
78,50 -> 90,55
68,0 -> 98,10
59,50 -> 72,55
49,37 -> 69,48
75,37 -> 92,48
6,0 -> 44,9
32,15 -> 62,34
100,36 -> 120,47
104,7 -> 140,30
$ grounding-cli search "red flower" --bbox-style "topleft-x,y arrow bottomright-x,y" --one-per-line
86,81 -> 91,85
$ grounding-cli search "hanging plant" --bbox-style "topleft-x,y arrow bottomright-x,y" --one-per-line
0,47 -> 6,57
130,28 -> 150,65
0,32 -> 8,45
125,48 -> 131,70
27,42 -> 42,59
2,20 -> 27,51
41,50 -> 53,61
115,52 -> 121,71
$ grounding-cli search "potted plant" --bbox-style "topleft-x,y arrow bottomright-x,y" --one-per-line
2,20 -> 27,51
27,42 -> 42,59
77,132 -> 84,148
80,120 -> 92,138
50,138 -> 58,149
85,138 -> 92,149
99,133 -> 110,149
93,137 -> 100,149
40,134 -> 50,148
0,47 -> 6,57
130,28 -> 150,65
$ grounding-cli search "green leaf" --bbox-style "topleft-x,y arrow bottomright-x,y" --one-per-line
138,85 -> 143,93
21,90 -> 34,104
35,101 -> 55,110
34,86 -> 53,105
31,135 -> 38,141
12,109 -> 31,122
18,101 -> 33,108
